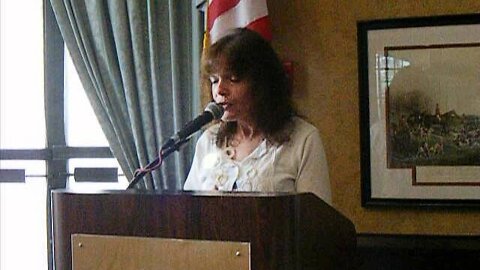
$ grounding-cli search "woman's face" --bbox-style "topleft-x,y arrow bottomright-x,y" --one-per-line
210,66 -> 254,124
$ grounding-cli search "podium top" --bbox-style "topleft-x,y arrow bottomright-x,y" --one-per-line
52,189 -> 315,198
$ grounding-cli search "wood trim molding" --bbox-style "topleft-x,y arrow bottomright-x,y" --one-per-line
357,233 -> 480,251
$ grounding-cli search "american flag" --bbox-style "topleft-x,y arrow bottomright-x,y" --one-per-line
206,0 -> 272,44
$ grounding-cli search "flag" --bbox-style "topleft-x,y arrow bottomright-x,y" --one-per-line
206,0 -> 272,45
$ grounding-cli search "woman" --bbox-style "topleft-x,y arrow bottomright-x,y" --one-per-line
184,28 -> 331,204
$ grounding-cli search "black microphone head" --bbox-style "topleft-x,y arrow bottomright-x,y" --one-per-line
205,102 -> 224,120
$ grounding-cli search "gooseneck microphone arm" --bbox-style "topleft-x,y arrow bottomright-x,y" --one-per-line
126,137 -> 189,189
126,102 -> 224,189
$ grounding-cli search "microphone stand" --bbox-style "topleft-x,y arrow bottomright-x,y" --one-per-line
126,138 -> 190,189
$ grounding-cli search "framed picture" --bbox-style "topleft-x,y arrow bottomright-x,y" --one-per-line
358,14 -> 480,207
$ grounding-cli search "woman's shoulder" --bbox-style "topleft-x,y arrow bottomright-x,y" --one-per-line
204,122 -> 221,135
196,122 -> 220,144
291,116 -> 319,137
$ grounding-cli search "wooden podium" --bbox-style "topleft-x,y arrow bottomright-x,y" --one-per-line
52,190 -> 356,270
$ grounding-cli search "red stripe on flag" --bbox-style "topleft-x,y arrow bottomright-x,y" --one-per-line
246,16 -> 272,41
207,0 -> 241,31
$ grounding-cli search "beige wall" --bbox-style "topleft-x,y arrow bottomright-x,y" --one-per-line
268,0 -> 480,235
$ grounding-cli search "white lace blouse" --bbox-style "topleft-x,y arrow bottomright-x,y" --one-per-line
183,117 -> 332,204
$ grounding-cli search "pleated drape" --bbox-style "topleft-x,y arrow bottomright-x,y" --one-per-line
49,0 -> 195,190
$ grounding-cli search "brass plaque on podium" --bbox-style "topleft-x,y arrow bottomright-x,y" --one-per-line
72,234 -> 250,270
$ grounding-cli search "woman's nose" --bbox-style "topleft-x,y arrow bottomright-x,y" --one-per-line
216,79 -> 229,96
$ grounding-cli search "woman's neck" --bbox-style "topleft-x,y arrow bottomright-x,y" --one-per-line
236,120 -> 260,141
224,121 -> 263,161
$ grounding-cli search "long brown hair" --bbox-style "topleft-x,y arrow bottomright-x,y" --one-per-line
201,28 -> 296,146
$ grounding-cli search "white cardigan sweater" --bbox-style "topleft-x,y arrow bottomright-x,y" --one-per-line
183,117 -> 332,204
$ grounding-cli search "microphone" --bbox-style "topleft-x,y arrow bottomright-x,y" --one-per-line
127,102 -> 224,189
162,102 -> 224,150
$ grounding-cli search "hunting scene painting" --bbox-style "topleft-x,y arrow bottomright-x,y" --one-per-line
386,45 -> 480,168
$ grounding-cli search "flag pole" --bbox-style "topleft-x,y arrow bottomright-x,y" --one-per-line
203,0 -> 210,51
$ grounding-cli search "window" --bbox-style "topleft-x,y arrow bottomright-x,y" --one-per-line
1,1 -> 202,269
0,1 -> 124,270
64,48 -> 128,191
1,1 -> 48,269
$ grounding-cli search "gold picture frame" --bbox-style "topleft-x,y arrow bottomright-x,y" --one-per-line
358,14 -> 480,207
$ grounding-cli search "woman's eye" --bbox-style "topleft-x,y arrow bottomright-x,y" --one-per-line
229,75 -> 239,83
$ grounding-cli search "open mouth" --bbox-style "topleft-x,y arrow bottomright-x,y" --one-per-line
217,102 -> 231,110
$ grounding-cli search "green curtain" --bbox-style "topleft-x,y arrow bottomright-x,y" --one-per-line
49,0 -> 196,190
